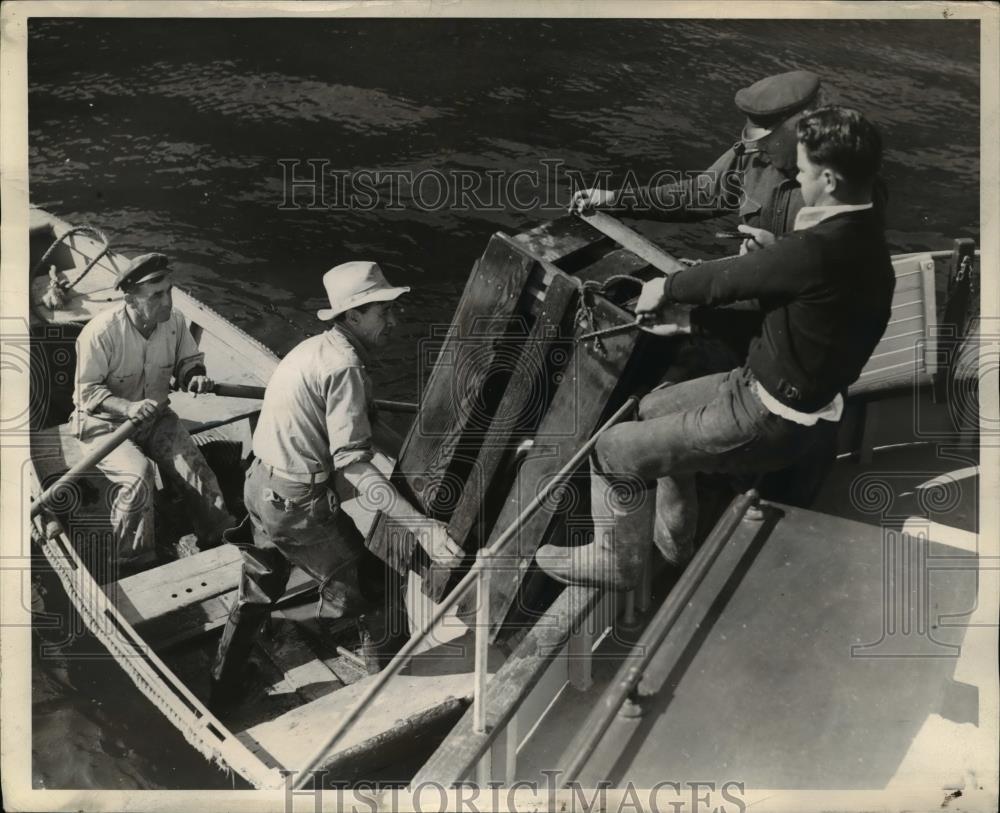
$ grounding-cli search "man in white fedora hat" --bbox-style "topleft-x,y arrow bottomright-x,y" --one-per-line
211,260 -> 463,704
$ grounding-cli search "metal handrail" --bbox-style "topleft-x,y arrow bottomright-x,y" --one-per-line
292,396 -> 639,788
559,488 -> 760,785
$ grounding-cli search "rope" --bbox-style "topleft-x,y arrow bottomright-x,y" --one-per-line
31,225 -> 112,293
572,274 -> 644,356
574,280 -> 606,355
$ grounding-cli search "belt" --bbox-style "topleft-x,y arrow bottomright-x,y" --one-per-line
255,459 -> 330,484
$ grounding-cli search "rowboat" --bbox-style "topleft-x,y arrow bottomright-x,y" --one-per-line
27,206 -> 479,788
27,205 -> 987,794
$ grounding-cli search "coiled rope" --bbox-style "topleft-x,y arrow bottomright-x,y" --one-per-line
33,225 -> 111,309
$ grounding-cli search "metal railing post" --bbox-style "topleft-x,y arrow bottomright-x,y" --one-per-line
474,551 -> 492,734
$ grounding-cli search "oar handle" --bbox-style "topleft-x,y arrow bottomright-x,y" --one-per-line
210,382 -> 267,400
210,383 -> 418,414
30,418 -> 140,518
372,398 -> 418,415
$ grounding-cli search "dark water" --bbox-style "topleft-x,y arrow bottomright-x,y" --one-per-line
27,17 -> 980,789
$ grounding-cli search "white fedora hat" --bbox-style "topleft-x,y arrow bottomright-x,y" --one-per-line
317,261 -> 410,321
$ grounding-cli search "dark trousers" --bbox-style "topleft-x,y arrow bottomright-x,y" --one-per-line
211,459 -> 363,689
596,367 -> 836,565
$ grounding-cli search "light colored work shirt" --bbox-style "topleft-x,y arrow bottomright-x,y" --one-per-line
753,202 -> 875,426
74,305 -> 205,432
252,326 -> 375,475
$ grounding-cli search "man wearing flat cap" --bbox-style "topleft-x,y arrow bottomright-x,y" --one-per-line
573,70 -> 823,242
73,252 -> 235,567
210,261 -> 463,703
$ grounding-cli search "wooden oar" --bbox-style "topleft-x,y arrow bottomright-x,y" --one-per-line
30,418 -> 140,518
210,382 -> 418,414
577,209 -> 687,275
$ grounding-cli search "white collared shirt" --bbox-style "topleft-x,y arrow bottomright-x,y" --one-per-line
753,202 -> 873,426
252,326 -> 376,475
792,202 -> 873,232
74,305 -> 204,428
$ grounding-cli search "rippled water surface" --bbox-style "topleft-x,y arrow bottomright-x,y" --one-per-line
27,16 -> 980,789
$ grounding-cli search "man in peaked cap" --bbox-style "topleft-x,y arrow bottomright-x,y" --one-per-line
73,252 -> 235,568
572,72 -> 852,512
572,69 -> 823,240
542,106 -> 893,591
210,261 -> 464,706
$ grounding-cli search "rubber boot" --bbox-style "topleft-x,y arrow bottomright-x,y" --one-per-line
209,545 -> 290,710
653,474 -> 698,567
536,456 -> 653,591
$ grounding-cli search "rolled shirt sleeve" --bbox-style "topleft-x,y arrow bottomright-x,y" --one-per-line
325,366 -> 375,470
74,326 -> 114,413
173,312 -> 206,388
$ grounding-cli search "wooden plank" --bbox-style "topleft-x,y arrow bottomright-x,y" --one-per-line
864,329 -> 927,359
484,296 -> 642,640
239,672 -> 478,769
111,544 -> 245,625
891,267 -> 927,293
578,211 -> 687,275
132,566 -> 316,650
411,585 -> 600,787
258,610 -> 344,702
422,266 -> 581,601
512,215 -> 606,266
367,234 -> 538,574
170,391 -> 263,434
886,299 -> 926,324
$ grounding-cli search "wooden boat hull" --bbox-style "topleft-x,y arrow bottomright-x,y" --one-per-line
27,208 -> 477,788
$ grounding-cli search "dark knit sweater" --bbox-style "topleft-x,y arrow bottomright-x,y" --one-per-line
665,208 -> 896,411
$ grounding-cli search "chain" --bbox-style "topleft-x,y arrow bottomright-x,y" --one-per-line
575,280 -> 606,355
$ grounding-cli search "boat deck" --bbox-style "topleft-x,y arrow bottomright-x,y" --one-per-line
511,432 -> 983,790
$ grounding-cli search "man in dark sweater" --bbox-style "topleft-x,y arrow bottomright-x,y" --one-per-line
538,106 -> 895,589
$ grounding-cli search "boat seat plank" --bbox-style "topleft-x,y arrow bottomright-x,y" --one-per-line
169,390 -> 263,434
31,398 -> 257,495
111,544 -> 245,624
110,550 -> 316,650
238,672 -> 478,770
